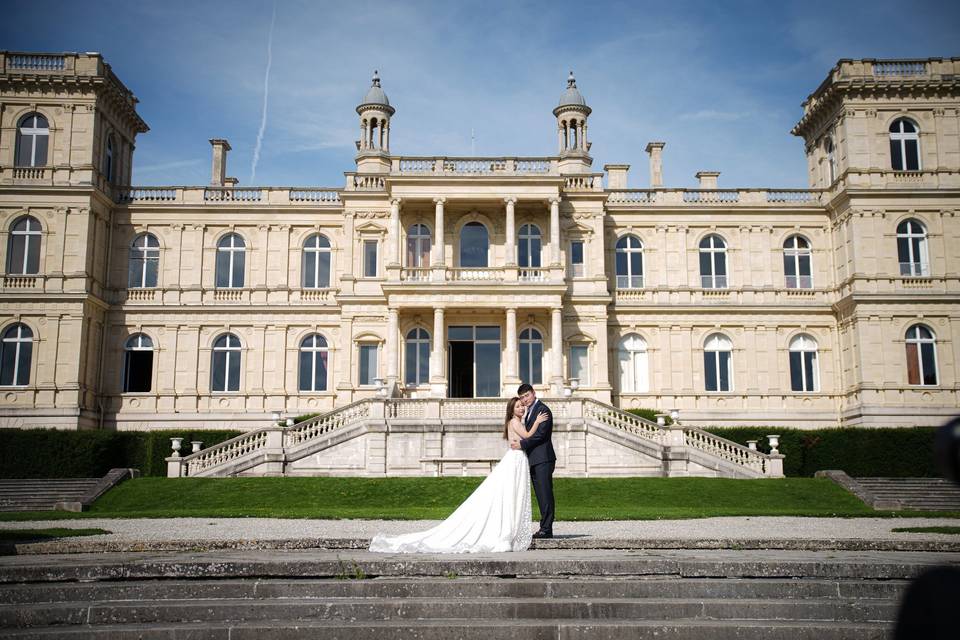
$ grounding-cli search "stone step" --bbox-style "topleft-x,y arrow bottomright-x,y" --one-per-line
0,617 -> 896,639
0,596 -> 900,627
0,577 -> 910,604
0,479 -> 101,511
854,477 -> 960,511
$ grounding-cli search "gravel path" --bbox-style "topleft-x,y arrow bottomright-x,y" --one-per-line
2,516 -> 958,543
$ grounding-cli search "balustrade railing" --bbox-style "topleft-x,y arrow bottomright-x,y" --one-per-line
352,175 -> 386,190
449,267 -> 504,282
213,289 -> 245,302
285,400 -> 372,447
116,187 -> 178,203
583,399 -> 663,444
289,189 -> 340,202
683,190 -> 740,203
11,167 -> 47,180
684,428 -> 769,474
766,190 -> 818,203
564,175 -> 601,191
300,288 -> 336,302
393,157 -> 556,175
607,189 -> 821,206
204,187 -> 262,202
518,268 -> 547,282
873,61 -> 927,76
8,54 -> 65,71
126,289 -> 157,302
2,276 -> 38,289
400,267 -> 432,282
184,429 -> 270,476
608,190 -> 655,204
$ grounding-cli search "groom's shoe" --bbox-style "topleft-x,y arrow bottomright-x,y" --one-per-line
532,530 -> 553,539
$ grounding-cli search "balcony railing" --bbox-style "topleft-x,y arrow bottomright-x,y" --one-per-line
11,167 -> 47,180
519,268 -> 547,282
873,61 -> 928,76
607,189 -> 822,206
400,268 -> 433,282
205,187 -> 262,202
449,267 -> 504,282
392,157 -> 558,176
7,54 -> 65,71
114,186 -> 342,206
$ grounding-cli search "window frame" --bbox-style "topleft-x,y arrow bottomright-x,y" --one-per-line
519,327 -> 544,386
404,328 -> 431,386
15,113 -> 49,168
783,235 -> 813,289
128,233 -> 160,289
122,333 -> 154,393
362,239 -> 379,278
698,235 -> 728,289
215,233 -> 246,289
568,343 -> 590,386
358,342 -> 380,386
889,118 -> 921,171
569,240 -> 585,278
298,333 -> 330,393
210,333 -> 242,393
896,219 -> 930,277
703,333 -> 733,392
458,221 -> 490,268
405,224 -> 431,269
788,334 -> 819,393
0,323 -> 34,387
905,324 -> 938,386
6,215 -> 42,276
302,233 -> 332,289
615,234 -> 644,289
617,333 -> 649,394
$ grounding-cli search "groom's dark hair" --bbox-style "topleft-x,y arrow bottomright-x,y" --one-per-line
517,383 -> 534,396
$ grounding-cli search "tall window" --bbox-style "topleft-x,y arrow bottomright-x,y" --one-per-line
897,219 -> 929,276
128,233 -> 160,288
404,328 -> 430,385
618,334 -> 648,393
783,235 -> 813,289
459,222 -> 489,267
570,240 -> 585,277
0,324 -> 33,386
905,324 -> 938,386
299,334 -> 329,392
215,233 -> 245,288
824,137 -> 836,184
7,216 -> 42,275
15,113 -> 49,167
104,136 -> 115,183
519,328 -> 543,385
889,118 -> 920,171
699,235 -> 728,289
615,235 -> 643,288
406,224 -> 431,268
569,344 -> 589,386
358,344 -> 379,386
211,333 -> 241,392
123,333 -> 153,393
518,224 -> 542,269
363,240 -> 378,278
704,333 -> 732,392
302,233 -> 331,288
789,334 -> 819,392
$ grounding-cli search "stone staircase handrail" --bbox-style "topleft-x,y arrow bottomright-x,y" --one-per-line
582,399 -> 664,444
182,428 -> 273,476
683,427 -> 773,475
284,399 -> 374,448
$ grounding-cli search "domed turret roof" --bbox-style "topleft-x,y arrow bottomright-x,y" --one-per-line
554,71 -> 591,116
357,70 -> 394,114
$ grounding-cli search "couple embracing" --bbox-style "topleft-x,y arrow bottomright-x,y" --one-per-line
369,383 -> 555,553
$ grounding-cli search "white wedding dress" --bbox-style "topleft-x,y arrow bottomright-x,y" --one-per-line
368,447 -> 533,553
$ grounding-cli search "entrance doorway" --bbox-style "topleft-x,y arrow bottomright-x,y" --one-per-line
448,326 -> 501,398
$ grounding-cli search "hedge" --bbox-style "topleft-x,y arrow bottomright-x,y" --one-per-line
0,429 -> 243,479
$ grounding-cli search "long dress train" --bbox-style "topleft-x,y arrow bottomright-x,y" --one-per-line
368,448 -> 533,553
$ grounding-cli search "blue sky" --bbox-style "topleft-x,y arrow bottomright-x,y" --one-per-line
4,0 -> 958,188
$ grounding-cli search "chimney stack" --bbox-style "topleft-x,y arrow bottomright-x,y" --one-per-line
604,164 -> 630,189
695,171 -> 720,189
645,142 -> 665,188
209,139 -> 231,186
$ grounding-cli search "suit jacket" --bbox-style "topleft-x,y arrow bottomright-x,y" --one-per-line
520,399 -> 557,466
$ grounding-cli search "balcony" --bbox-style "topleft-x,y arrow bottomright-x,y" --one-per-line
391,156 -> 559,176
448,267 -> 504,282
606,189 -> 822,207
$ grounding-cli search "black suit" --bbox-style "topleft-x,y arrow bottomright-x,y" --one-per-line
520,399 -> 556,534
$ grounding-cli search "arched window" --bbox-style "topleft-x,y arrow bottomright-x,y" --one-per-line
699,235 -> 728,289
824,137 -> 836,184
302,233 -> 331,288
519,328 -> 543,385
211,333 -> 242,392
889,118 -> 920,171
7,216 -> 42,275
618,334 -> 648,393
615,235 -> 643,289
406,224 -> 431,269
216,233 -> 245,288
0,323 -> 33,386
789,334 -> 819,392
15,113 -> 49,167
128,233 -> 160,288
459,222 -> 489,268
518,224 -> 542,269
783,235 -> 812,289
104,135 -> 115,183
905,324 -> 938,386
703,333 -> 732,392
897,219 -> 929,277
299,334 -> 329,392
404,328 -> 430,385
123,333 -> 153,393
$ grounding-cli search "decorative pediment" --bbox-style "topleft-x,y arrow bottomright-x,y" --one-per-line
354,221 -> 386,235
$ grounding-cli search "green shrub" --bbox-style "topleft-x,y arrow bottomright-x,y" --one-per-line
0,429 -> 243,479
625,408 -> 674,425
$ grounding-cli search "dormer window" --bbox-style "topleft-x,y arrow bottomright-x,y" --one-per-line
889,118 -> 920,171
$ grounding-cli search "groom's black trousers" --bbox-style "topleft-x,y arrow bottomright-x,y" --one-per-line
530,461 -> 555,533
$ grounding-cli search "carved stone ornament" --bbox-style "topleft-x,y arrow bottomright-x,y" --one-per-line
355,211 -> 390,219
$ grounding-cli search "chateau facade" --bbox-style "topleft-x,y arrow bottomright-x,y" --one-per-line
1,52 -> 959,433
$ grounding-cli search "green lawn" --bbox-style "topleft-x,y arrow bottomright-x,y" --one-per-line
2,476 -> 956,521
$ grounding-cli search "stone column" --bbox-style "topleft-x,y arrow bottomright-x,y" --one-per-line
504,307 -> 519,393
360,122 -> 366,151
388,198 -> 401,279
386,308 -> 399,392
549,198 -> 561,265
384,123 -> 390,152
430,307 -> 447,397
551,306 -> 564,394
594,313 -> 611,402
504,197 -> 516,265
557,125 -> 565,153
582,122 -> 588,150
432,197 -> 446,281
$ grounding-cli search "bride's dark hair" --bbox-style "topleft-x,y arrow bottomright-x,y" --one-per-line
503,397 -> 520,440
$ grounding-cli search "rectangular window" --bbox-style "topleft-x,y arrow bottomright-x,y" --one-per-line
363,240 -> 378,278
570,241 -> 584,277
359,344 -> 378,386
569,345 -> 589,386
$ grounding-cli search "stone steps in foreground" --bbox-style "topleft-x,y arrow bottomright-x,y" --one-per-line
855,478 -> 960,511
0,479 -> 100,512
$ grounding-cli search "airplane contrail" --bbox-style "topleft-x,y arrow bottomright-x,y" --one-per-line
250,1 -> 277,184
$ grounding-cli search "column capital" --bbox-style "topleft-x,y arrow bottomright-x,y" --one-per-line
505,306 -> 518,314
503,197 -> 518,206
547,197 -> 561,207
433,197 -> 447,205
390,197 -> 402,207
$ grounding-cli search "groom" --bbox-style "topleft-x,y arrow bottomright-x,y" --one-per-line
510,382 -> 555,539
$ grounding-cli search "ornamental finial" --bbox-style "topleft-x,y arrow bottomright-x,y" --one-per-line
372,70 -> 381,87
567,71 -> 576,88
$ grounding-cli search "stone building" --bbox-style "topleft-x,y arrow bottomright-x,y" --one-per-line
1,52 -> 958,442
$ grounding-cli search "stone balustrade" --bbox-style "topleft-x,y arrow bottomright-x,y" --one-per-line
114,186 -> 342,205
607,189 -> 822,206
392,156 -> 559,175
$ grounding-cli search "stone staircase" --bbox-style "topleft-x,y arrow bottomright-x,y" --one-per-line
0,479 -> 99,512
0,549 -> 938,638
856,477 -> 960,511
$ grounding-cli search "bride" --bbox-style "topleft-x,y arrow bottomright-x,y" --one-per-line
368,397 -> 547,553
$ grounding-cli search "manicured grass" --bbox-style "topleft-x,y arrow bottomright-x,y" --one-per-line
0,528 -> 109,541
892,526 -> 960,535
3,476 -> 957,522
